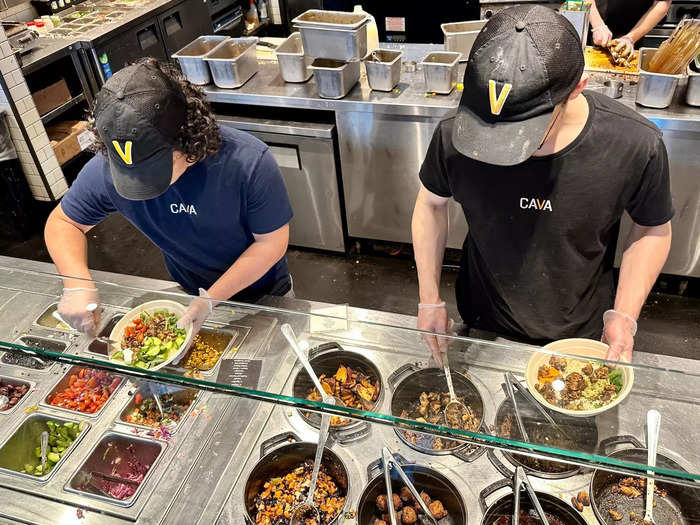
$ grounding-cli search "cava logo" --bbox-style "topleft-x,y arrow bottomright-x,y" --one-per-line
112,140 -> 133,165
520,197 -> 552,212
170,203 -> 197,215
488,80 -> 512,116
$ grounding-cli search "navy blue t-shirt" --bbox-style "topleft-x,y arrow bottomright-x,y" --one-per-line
61,126 -> 293,301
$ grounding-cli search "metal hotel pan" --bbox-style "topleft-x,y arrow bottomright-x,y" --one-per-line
421,52 -> 462,94
3,335 -> 67,371
687,60 -> 700,107
0,375 -> 35,416
389,365 -> 485,461
310,58 -> 360,99
40,365 -> 124,418
243,432 -> 349,525
291,342 -> 383,442
0,412 -> 90,483
275,32 -> 313,83
491,391 -> 598,479
172,35 -> 229,85
479,478 -> 587,525
590,435 -> 700,525
357,455 -> 467,525
636,47 -> 685,108
292,9 -> 369,61
118,383 -> 198,435
65,432 -> 165,507
204,37 -> 258,89
365,49 -> 403,92
441,20 -> 487,62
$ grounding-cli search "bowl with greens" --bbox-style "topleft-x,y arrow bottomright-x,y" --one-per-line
109,300 -> 193,371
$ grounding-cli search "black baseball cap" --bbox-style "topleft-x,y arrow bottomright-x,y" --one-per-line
452,5 -> 585,166
93,62 -> 188,200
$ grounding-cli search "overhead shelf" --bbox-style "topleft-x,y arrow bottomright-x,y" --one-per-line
40,93 -> 86,125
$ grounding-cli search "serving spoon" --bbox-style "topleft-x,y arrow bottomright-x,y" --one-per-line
644,409 -> 661,525
442,351 -> 469,428
289,399 -> 334,525
40,431 -> 48,475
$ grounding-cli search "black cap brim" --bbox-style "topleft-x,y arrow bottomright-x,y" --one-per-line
452,103 -> 553,166
109,147 -> 173,201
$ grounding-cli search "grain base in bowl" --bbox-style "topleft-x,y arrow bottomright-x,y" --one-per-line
525,339 -> 634,417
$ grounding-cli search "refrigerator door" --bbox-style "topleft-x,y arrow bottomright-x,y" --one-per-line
158,0 -> 215,57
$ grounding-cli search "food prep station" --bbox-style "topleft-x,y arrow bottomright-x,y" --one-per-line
0,256 -> 699,524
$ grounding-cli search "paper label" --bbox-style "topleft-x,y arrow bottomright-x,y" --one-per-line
385,17 -> 405,32
216,359 -> 262,388
77,130 -> 94,151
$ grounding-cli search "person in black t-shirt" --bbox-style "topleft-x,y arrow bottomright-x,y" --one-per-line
589,1 -> 671,58
412,6 -> 673,363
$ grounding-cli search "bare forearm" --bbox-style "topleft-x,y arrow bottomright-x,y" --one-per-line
207,239 -> 288,301
615,222 -> 671,318
589,0 -> 605,29
626,1 -> 671,42
44,207 -> 93,288
412,196 -> 448,304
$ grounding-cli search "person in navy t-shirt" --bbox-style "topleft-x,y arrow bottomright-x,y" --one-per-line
44,58 -> 293,338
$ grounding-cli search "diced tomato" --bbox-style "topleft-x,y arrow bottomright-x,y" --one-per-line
134,393 -> 143,405
133,318 -> 142,325
109,378 -> 121,391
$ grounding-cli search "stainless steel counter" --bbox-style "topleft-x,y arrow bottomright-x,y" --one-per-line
0,256 -> 699,524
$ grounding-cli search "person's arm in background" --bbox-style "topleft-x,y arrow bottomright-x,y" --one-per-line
412,185 -> 450,356
589,0 -> 613,46
44,205 -> 101,335
623,1 -> 672,45
603,222 -> 671,362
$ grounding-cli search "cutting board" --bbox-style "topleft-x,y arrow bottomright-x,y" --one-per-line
584,46 -> 639,75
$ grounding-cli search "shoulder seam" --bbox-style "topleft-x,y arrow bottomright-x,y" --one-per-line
592,99 -> 662,136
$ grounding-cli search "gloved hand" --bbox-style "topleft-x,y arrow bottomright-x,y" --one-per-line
612,36 -> 634,58
417,301 -> 450,365
174,288 -> 215,364
591,24 -> 612,46
57,287 -> 101,337
601,309 -> 637,363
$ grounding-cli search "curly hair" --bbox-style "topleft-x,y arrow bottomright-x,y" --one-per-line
87,57 -> 221,164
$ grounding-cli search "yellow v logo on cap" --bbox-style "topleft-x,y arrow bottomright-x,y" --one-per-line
488,80 -> 512,116
112,140 -> 133,165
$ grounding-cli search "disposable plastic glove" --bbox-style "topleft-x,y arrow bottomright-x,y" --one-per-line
592,24 -> 612,46
417,301 -> 451,366
174,288 -> 215,364
612,36 -> 634,58
57,287 -> 101,337
601,309 -> 637,363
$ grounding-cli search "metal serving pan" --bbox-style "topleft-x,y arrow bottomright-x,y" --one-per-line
687,60 -> 700,107
292,9 -> 368,61
87,314 -> 123,356
309,58 -> 360,99
441,20 -> 487,62
365,49 -> 402,92
0,375 -> 35,416
118,382 -> 198,434
172,35 -> 229,85
2,335 -> 68,371
421,51 -> 462,94
275,32 -> 313,83
0,412 -> 89,483
40,365 -> 124,418
203,37 -> 258,89
636,47 -> 685,108
33,303 -> 72,331
163,326 -> 236,376
65,431 -> 165,507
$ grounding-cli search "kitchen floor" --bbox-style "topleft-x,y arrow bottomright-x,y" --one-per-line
2,213 -> 699,360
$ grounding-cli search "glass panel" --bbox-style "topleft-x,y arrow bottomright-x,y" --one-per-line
0,263 -> 699,523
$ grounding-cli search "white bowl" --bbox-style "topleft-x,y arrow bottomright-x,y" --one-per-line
525,338 -> 634,417
108,300 -> 193,371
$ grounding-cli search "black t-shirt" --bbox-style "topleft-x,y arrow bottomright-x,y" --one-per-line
597,0 -> 655,37
419,91 -> 674,342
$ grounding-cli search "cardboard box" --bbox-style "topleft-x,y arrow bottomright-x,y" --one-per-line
46,120 -> 93,165
32,79 -> 72,117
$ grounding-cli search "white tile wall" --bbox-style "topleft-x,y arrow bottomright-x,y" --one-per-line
0,24 -> 69,202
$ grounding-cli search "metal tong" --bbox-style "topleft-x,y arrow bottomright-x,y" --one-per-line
512,466 -> 549,525
382,447 -> 438,525
504,372 -> 572,442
